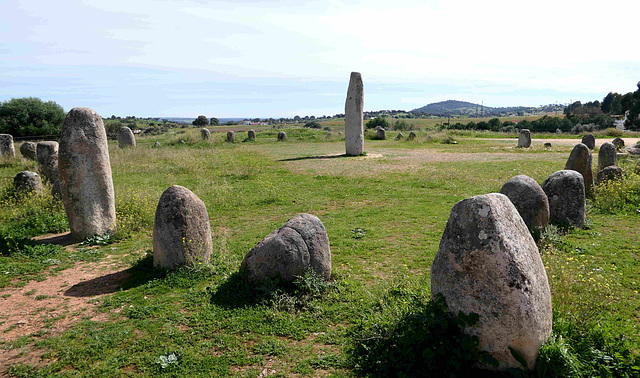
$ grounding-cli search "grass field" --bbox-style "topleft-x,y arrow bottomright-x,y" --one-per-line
0,126 -> 639,376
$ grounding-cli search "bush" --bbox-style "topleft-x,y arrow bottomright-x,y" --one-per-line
366,116 -> 390,129
0,97 -> 65,137
304,121 -> 321,129
393,120 -> 414,131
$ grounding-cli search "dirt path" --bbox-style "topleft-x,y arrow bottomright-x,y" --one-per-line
482,137 -> 640,147
0,233 -> 130,373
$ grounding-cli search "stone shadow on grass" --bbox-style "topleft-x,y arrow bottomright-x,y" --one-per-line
64,254 -> 162,297
278,154 -> 350,162
209,271 -> 285,309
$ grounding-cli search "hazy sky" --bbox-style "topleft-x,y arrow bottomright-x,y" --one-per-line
2,0 -> 638,118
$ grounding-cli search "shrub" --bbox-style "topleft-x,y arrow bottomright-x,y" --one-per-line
0,97 -> 65,137
366,116 -> 390,129
592,172 -> 640,214
304,121 -> 322,129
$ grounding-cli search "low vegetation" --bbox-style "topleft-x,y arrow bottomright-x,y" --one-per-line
0,127 -> 639,376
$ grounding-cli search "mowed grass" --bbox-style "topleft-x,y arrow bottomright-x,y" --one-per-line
0,127 -> 638,376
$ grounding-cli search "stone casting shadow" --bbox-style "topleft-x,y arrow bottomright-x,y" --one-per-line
278,153 -> 350,162
210,271 -> 283,309
32,231 -> 76,247
65,254 -> 161,297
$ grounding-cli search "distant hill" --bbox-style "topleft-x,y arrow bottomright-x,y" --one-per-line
412,100 -> 486,114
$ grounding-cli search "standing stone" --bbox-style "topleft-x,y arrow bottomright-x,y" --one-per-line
598,142 -> 617,171
277,131 -> 286,141
247,129 -> 256,141
376,127 -> 386,140
431,193 -> 552,371
394,132 -> 404,140
612,137 -> 624,150
581,134 -> 596,150
408,131 -> 417,141
345,72 -> 364,156
201,128 -> 211,140
241,213 -> 331,282
543,142 -> 552,148
326,132 -> 332,138
565,143 -> 594,197
226,131 -> 235,143
499,175 -> 549,236
13,171 -> 43,195
153,185 -> 212,270
36,141 -> 59,183
59,107 -> 116,241
518,129 -> 531,148
0,134 -> 15,157
152,142 -> 161,148
19,142 -> 37,160
118,126 -> 136,148
597,165 -> 624,184
542,170 -> 585,228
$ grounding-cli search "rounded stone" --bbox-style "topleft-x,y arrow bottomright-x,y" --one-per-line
394,132 -> 404,140
201,128 -> 210,140
226,131 -> 235,143
431,193 -> 552,371
565,143 -> 594,197
581,134 -> 595,150
277,131 -> 286,141
13,171 -> 43,195
19,142 -> 37,160
59,107 -> 116,241
152,142 -> 161,148
518,129 -> 531,148
376,127 -> 386,140
153,185 -> 213,270
597,165 -> 624,184
247,129 -> 256,141
612,137 -> 624,150
598,142 -> 617,171
408,131 -> 417,141
36,141 -> 59,183
118,126 -> 136,148
241,213 -> 331,282
0,134 -> 15,157
543,142 -> 552,148
499,175 -> 549,236
542,170 -> 585,228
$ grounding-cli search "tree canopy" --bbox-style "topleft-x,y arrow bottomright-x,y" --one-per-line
0,97 -> 65,137
192,115 -> 209,126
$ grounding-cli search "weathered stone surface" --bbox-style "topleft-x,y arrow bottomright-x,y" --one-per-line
518,129 -> 531,148
153,185 -> 212,270
345,72 -> 364,156
0,134 -> 15,157
431,193 -> 552,371
499,175 -> 549,235
277,131 -> 286,141
376,127 -> 386,140
201,128 -> 210,140
565,143 -> 594,197
19,142 -> 37,160
581,134 -> 595,150
627,146 -> 640,155
118,126 -> 136,148
36,141 -> 59,183
612,137 -> 625,150
597,165 -> 624,184
247,129 -> 256,141
59,107 -> 116,241
598,142 -> 617,171
226,131 -> 235,143
408,131 -> 417,141
394,132 -> 404,140
542,170 -> 585,228
241,213 -> 331,282
14,171 -> 43,195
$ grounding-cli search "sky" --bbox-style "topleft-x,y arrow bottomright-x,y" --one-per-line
1,0 -> 639,118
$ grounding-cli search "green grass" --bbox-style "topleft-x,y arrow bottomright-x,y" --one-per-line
1,129 -> 639,376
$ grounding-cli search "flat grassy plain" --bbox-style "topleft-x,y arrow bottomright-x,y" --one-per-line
0,127 -> 639,376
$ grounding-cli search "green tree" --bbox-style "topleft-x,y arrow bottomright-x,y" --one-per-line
192,115 -> 209,126
0,97 -> 65,137
366,116 -> 390,129
210,117 -> 219,126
